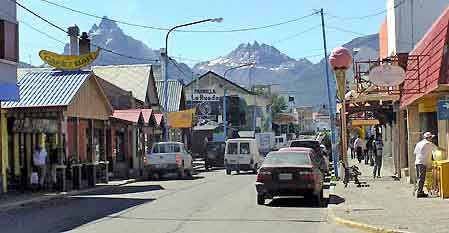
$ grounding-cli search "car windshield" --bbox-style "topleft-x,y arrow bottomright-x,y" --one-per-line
152,143 -> 182,153
290,141 -> 319,149
264,152 -> 312,165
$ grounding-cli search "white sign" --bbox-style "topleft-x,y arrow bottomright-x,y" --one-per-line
369,64 -> 406,87
192,89 -> 220,102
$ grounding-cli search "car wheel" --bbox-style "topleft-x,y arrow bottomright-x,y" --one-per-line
186,169 -> 193,179
226,169 -> 231,175
316,189 -> 324,207
257,195 -> 265,205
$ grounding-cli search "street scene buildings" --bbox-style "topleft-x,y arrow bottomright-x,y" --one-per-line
3,0 -> 449,233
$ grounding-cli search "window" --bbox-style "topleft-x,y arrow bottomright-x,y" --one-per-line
227,143 -> 238,154
240,142 -> 250,154
264,152 -> 311,165
152,143 -> 181,153
0,20 -> 18,62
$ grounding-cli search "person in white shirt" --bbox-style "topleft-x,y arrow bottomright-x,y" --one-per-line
33,145 -> 48,187
353,135 -> 364,163
414,132 -> 438,198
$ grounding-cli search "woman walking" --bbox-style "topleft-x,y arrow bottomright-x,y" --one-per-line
354,135 -> 364,163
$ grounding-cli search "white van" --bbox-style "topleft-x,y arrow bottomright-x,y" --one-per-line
224,138 -> 260,175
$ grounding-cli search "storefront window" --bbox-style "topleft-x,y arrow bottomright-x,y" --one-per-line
115,130 -> 125,162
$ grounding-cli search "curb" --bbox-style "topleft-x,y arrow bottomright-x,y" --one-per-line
0,178 -> 137,212
328,178 -> 411,233
332,215 -> 411,233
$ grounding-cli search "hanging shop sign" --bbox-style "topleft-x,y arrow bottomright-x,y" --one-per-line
12,118 -> 58,133
192,89 -> 220,102
39,48 -> 101,70
437,99 -> 449,120
369,64 -> 405,87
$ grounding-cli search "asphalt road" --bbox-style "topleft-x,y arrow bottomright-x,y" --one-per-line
0,168 -> 361,233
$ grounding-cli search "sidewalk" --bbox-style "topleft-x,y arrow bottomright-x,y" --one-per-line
0,178 -> 137,212
329,156 -> 449,233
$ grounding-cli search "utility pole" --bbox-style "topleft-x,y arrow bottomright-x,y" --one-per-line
320,8 -> 339,177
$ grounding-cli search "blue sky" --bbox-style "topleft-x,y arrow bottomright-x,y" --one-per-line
16,0 -> 386,67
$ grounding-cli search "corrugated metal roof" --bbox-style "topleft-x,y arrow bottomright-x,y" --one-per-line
92,64 -> 159,104
156,80 -> 183,112
2,70 -> 90,108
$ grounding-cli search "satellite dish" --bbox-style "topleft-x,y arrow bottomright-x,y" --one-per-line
369,64 -> 406,87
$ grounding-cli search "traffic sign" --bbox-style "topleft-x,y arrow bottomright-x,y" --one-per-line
437,100 -> 449,120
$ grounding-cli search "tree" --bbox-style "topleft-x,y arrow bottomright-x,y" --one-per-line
271,95 -> 287,118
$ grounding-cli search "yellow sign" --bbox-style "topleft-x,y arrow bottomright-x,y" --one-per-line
39,48 -> 101,70
351,119 -> 380,126
168,108 -> 196,128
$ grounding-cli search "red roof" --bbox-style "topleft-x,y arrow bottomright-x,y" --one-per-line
400,6 -> 449,108
154,113 -> 163,126
111,109 -> 153,124
111,110 -> 142,123
140,109 -> 153,123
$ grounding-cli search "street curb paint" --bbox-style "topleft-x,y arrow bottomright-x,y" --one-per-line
333,216 -> 412,233
0,179 -> 137,212
328,179 -> 412,233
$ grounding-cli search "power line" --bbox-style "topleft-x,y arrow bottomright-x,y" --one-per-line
327,0 -> 405,21
38,0 -> 318,33
326,25 -> 414,45
271,24 -> 321,45
168,57 -> 192,80
13,0 -> 159,62
19,20 -> 67,45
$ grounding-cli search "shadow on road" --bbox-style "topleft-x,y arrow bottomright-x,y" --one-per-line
0,193 -> 155,233
328,194 -> 345,205
267,197 -> 327,208
79,184 -> 164,196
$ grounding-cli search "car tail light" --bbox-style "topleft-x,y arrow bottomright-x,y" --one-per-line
143,156 -> 148,166
257,170 -> 272,182
176,153 -> 181,166
299,170 -> 314,180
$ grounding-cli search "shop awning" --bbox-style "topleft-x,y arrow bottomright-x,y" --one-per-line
111,110 -> 143,123
154,113 -> 164,127
400,6 -> 449,108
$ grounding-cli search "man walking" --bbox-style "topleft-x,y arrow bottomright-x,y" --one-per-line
414,132 -> 437,198
373,138 -> 383,178
354,135 -> 364,163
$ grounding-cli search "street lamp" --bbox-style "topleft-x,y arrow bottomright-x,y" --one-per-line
161,18 -> 223,141
329,47 -> 353,172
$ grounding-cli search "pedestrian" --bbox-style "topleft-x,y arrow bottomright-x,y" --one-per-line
33,145 -> 48,189
414,132 -> 438,198
349,136 -> 356,160
365,135 -> 374,165
354,135 -> 364,163
373,138 -> 383,178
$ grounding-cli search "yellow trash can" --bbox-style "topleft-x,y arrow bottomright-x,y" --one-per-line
435,160 -> 449,198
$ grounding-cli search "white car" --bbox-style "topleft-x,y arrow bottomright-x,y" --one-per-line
224,138 -> 260,175
144,142 -> 193,179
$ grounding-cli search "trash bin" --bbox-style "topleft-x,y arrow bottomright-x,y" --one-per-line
434,160 -> 449,198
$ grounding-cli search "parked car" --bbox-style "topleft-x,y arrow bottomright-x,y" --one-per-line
224,138 -> 260,175
204,141 -> 225,170
255,151 -> 324,206
144,142 -> 193,179
288,139 -> 329,175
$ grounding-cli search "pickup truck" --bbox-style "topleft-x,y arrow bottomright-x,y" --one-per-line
144,142 -> 193,180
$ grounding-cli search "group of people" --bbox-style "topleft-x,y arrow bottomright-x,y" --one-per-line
349,134 -> 384,178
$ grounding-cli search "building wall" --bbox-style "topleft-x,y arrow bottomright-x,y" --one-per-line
380,17 -> 389,59
66,77 -> 111,120
387,0 -> 449,55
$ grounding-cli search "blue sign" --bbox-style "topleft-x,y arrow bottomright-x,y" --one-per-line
437,100 -> 449,120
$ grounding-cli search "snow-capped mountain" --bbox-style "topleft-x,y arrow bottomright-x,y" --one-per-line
194,34 -> 379,106
63,17 -> 193,82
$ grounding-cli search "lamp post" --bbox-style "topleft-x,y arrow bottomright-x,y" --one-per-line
223,63 -> 254,140
161,17 -> 223,141
329,47 -> 353,172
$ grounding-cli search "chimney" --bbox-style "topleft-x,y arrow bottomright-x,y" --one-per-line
79,32 -> 91,55
67,25 -> 80,56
